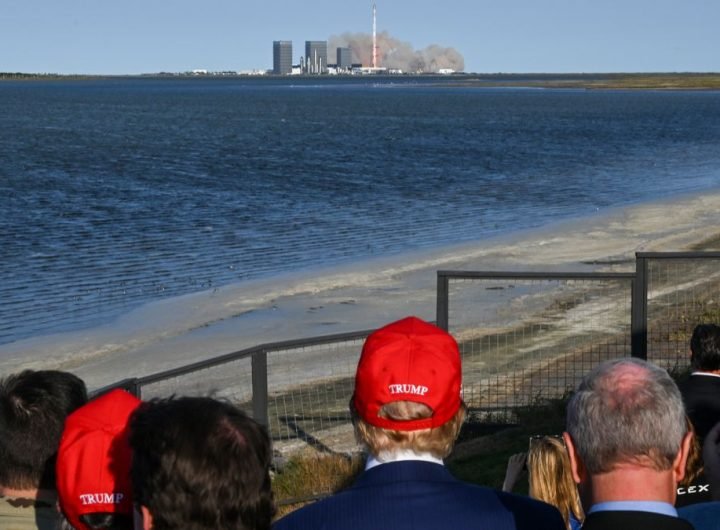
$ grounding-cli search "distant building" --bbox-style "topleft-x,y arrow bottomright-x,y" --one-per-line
304,41 -> 328,74
352,66 -> 387,75
337,47 -> 352,71
273,41 -> 293,75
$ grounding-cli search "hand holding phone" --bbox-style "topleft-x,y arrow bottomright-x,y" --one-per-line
502,452 -> 528,492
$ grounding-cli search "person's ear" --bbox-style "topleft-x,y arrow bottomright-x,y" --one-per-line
138,505 -> 153,530
673,430 -> 694,484
563,432 -> 585,484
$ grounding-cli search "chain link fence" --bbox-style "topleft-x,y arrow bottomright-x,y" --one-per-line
94,252 -> 720,454
639,253 -> 720,371
437,272 -> 634,422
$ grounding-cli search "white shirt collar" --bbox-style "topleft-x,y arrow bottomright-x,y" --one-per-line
365,450 -> 444,471
691,371 -> 720,379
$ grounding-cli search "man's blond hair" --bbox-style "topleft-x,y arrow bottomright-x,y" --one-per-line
352,400 -> 466,459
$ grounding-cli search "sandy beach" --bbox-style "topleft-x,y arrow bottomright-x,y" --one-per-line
2,189 -> 720,389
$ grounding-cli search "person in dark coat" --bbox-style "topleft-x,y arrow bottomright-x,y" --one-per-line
679,323 -> 720,442
564,358 -> 694,530
273,316 -> 565,530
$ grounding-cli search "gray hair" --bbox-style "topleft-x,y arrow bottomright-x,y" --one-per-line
566,357 -> 686,474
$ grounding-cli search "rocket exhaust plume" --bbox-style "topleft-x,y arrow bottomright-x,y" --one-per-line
329,31 -> 465,73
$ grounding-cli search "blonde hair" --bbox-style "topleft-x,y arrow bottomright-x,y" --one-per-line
528,436 -> 584,530
352,400 -> 466,459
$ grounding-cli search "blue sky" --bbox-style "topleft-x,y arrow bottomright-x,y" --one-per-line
1,0 -> 717,75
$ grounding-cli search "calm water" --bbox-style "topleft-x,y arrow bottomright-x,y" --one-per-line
2,78 -> 720,345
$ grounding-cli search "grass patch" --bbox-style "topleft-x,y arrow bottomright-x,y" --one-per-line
273,451 -> 364,517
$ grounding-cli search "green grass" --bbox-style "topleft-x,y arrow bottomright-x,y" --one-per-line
273,451 -> 365,516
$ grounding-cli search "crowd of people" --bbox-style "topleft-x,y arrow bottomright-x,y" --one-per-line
2,317 -> 720,530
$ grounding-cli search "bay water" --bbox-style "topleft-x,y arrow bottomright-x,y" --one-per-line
2,77 -> 720,352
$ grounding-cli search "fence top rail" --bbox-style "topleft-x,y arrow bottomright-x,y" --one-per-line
137,345 -> 263,386
437,270 -> 636,280
90,378 -> 139,398
136,327 -> 377,387
261,327 -> 376,352
636,251 -> 720,259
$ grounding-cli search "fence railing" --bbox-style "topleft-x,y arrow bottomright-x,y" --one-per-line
637,252 -> 720,369
436,271 -> 636,420
100,329 -> 374,454
97,252 -> 720,452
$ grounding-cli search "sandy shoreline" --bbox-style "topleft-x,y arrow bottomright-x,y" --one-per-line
2,189 -> 720,389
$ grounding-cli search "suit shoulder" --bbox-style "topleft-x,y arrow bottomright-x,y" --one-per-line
493,490 -> 566,529
493,489 -> 560,512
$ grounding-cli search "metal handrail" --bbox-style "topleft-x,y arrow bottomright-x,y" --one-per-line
437,270 -> 636,279
636,251 -> 720,259
136,327 -> 375,387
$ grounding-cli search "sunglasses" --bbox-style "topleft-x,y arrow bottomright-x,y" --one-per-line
528,434 -> 564,451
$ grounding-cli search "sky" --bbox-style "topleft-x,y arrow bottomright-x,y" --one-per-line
1,0 -> 718,75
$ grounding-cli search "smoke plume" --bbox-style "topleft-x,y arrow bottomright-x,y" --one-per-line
328,32 -> 464,73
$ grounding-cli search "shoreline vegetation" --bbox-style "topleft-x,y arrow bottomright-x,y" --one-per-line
2,72 -> 720,90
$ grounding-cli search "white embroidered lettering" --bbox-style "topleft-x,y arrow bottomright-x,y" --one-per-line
78,493 -> 124,505
388,384 -> 429,396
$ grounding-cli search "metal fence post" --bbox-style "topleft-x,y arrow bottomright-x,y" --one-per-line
251,349 -> 269,428
631,254 -> 648,359
127,378 -> 142,398
436,271 -> 450,331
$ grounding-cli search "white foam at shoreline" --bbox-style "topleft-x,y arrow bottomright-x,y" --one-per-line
2,189 -> 720,388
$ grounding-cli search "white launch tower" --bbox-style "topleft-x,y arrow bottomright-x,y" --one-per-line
372,3 -> 378,69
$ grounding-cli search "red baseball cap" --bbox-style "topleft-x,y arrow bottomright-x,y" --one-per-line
353,316 -> 462,431
56,389 -> 141,530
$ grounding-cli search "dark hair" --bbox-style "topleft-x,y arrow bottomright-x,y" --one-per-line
129,397 -> 275,530
690,324 -> 720,371
0,370 -> 87,489
80,513 -> 133,530
58,513 -> 133,530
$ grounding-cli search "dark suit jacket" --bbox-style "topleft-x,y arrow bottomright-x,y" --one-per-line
273,461 -> 565,530
680,373 -> 720,440
679,500 -> 720,530
582,510 -> 694,530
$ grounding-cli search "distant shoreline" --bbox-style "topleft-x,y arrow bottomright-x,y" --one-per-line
2,72 -> 720,90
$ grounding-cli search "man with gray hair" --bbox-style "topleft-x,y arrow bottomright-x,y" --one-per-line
563,358 -> 694,530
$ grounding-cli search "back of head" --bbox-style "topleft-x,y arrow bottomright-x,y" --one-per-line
528,436 -> 583,529
129,396 -> 274,530
690,323 -> 720,371
57,389 -> 141,530
0,370 -> 87,490
566,358 -> 686,474
351,316 -> 466,459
